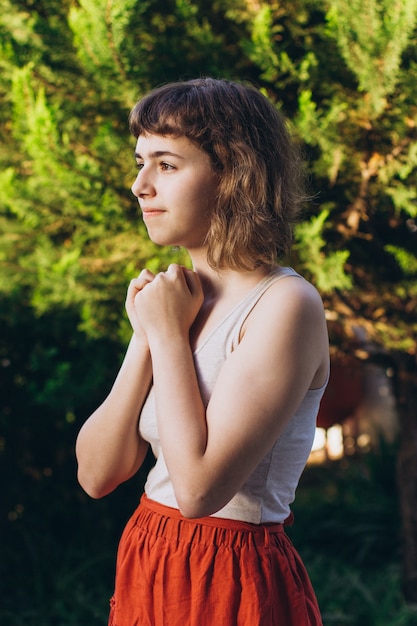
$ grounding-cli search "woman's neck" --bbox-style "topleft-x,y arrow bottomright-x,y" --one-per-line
192,259 -> 272,301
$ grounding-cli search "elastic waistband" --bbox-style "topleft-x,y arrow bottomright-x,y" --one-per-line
136,494 -> 290,548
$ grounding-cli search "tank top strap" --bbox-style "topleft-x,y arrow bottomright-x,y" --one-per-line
231,266 -> 301,317
229,266 -> 302,347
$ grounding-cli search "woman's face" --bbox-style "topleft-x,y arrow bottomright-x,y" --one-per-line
132,133 -> 218,251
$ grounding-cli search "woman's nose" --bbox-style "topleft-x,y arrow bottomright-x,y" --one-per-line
131,173 -> 141,198
131,169 -> 155,198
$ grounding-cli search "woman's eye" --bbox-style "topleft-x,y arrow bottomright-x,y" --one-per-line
134,161 -> 175,171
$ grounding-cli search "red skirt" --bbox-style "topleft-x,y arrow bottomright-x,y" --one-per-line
109,494 -> 322,626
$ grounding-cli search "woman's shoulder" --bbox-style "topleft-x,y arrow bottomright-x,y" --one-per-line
264,266 -> 324,307
246,267 -> 329,387
240,266 -> 327,337
228,266 -> 328,377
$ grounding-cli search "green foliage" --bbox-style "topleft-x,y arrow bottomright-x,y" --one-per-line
241,3 -> 282,82
296,88 -> 351,182
325,0 -> 417,114
68,0 -> 141,105
385,245 -> 417,275
378,139 -> 417,218
295,208 -> 353,292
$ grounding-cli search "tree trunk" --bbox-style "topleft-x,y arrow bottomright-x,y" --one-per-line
394,353 -> 417,604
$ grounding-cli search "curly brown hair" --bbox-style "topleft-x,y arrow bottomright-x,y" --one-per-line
129,78 -> 306,271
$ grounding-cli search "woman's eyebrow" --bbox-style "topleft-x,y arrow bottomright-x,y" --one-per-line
134,150 -> 185,160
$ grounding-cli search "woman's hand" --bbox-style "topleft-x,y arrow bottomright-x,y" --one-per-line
126,268 -> 156,339
133,264 -> 204,343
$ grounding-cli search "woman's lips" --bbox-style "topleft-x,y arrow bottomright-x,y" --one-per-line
142,209 -> 165,218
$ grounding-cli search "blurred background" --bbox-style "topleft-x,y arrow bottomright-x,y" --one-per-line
1,1 -> 416,624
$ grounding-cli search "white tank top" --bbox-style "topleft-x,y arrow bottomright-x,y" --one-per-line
139,267 -> 327,523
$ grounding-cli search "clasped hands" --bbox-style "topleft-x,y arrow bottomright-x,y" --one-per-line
126,264 -> 204,343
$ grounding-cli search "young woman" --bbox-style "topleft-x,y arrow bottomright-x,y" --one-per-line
76,77 -> 329,626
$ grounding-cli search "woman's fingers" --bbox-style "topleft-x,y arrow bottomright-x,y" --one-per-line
130,268 -> 156,291
126,269 -> 156,336
164,264 -> 201,296
182,268 -> 202,296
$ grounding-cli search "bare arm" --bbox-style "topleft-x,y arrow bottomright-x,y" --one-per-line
135,265 -> 329,518
75,271 -> 155,498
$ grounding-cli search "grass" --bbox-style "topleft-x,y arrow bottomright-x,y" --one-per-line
2,446 -> 416,625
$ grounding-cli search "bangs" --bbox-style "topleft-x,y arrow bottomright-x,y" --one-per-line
129,80 -> 224,170
129,86 -> 197,138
